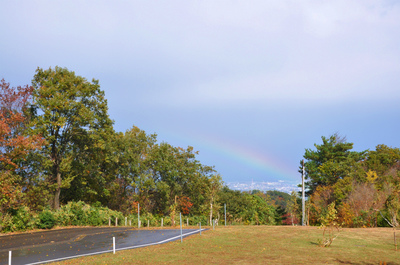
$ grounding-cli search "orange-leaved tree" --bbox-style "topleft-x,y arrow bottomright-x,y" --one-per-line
0,79 -> 44,212
178,196 -> 193,215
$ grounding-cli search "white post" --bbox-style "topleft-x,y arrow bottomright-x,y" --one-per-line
224,204 -> 226,226
213,219 -> 215,230
187,218 -> 189,226
9,251 -> 11,265
113,237 -> 115,254
115,217 -> 118,227
109,217 -> 111,226
161,218 -> 163,227
129,220 -> 131,226
125,217 -> 127,226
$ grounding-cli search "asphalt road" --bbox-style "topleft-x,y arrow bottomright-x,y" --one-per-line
0,227 -> 202,265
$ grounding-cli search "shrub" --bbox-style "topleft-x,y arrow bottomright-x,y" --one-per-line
191,215 -> 207,226
318,202 -> 342,247
54,201 -> 121,226
37,210 -> 56,229
0,207 -> 36,232
139,212 -> 158,226
163,216 -> 172,226
0,213 -> 13,232
6,207 -> 36,232
86,208 -> 102,226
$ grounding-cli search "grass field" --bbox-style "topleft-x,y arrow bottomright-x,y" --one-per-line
53,226 -> 400,265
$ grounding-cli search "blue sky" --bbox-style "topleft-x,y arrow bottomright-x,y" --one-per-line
1,1 -> 400,184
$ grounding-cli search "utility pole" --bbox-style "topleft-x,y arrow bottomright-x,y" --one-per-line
302,160 -> 306,226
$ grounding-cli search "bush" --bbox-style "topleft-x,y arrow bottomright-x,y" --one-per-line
54,201 -> 125,227
15,207 -> 36,231
191,215 -> 207,226
0,200 -> 232,233
86,208 -> 102,226
139,212 -> 159,227
0,213 -> 13,233
0,207 -> 36,232
37,210 -> 56,229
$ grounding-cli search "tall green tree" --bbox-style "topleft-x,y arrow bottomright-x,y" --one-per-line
148,144 -> 198,215
109,126 -> 157,212
31,66 -> 113,209
301,134 -> 366,195
184,164 -> 216,216
60,127 -> 115,206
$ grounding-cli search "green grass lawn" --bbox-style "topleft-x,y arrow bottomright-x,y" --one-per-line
54,226 -> 400,265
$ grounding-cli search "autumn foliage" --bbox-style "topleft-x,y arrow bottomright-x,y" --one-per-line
1,79 -> 38,169
282,212 -> 299,225
303,135 -> 400,231
178,196 -> 193,215
0,79 -> 43,211
131,201 -> 139,214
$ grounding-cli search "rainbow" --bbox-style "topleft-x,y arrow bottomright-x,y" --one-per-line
162,129 -> 298,182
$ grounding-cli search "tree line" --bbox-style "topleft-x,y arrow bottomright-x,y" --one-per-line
1,66 -> 285,232
0,67 -> 223,218
300,133 -> 400,228
4,66 -> 395,232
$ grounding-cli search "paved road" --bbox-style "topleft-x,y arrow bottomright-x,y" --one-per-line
0,227 -> 202,265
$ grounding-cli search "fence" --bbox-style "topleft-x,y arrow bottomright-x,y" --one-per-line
3,204 -> 231,264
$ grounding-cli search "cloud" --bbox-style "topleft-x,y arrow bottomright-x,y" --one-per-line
1,0 -> 400,109
1,0 -> 399,183
117,0 -> 400,108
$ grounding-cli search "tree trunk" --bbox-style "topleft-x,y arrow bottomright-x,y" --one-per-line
54,172 -> 61,210
51,140 -> 61,210
171,195 -> 177,227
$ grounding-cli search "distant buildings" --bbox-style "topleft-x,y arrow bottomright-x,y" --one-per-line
227,180 -> 300,193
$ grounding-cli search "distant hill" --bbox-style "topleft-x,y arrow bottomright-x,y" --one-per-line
265,190 -> 291,210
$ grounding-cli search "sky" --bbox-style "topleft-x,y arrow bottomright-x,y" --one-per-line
1,0 -> 400,186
